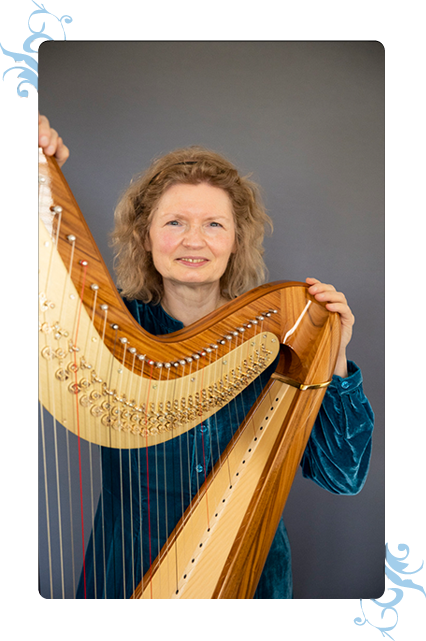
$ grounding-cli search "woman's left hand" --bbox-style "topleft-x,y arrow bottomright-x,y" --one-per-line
306,277 -> 354,377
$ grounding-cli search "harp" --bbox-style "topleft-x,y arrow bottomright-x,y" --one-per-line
39,150 -> 341,599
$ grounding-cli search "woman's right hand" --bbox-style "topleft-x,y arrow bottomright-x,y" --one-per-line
38,113 -> 69,167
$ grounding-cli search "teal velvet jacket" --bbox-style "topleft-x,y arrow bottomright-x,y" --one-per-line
76,299 -> 374,599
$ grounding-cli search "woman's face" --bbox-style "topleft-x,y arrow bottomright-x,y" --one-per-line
146,182 -> 236,291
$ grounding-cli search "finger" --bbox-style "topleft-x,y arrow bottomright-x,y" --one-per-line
306,277 -> 322,295
55,137 -> 70,167
312,289 -> 347,304
307,280 -> 337,295
43,128 -> 59,156
306,277 -> 336,290
325,301 -> 355,323
44,130 -> 70,165
38,114 -> 53,148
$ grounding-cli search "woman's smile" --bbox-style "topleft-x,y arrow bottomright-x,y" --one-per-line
174,256 -> 211,270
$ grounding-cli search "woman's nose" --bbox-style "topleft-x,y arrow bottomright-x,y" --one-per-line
182,225 -> 205,247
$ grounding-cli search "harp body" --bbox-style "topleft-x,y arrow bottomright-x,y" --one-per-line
38,151 -> 340,598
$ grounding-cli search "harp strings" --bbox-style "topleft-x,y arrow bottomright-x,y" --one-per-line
15,145 -> 65,600
41,220 -> 276,597
37,272 -> 272,598
40,162 -> 120,597
145,318 -> 269,596
37,248 -> 272,598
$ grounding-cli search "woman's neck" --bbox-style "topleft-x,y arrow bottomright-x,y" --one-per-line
161,282 -> 227,326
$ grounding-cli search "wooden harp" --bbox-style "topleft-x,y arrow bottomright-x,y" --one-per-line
39,150 -> 341,599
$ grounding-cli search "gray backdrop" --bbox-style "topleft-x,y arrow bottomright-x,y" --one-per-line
39,41 -> 384,599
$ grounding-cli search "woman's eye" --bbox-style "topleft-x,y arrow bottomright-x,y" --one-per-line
164,220 -> 222,228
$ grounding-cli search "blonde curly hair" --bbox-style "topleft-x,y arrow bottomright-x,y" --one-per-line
111,146 -> 273,303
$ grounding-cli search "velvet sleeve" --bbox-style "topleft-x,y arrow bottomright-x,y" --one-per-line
300,360 -> 374,495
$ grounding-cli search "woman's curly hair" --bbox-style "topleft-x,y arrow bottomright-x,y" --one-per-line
110,146 -> 273,303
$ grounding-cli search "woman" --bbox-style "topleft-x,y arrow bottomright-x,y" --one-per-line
39,115 -> 374,599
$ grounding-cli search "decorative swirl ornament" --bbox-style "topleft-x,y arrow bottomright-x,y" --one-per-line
0,1 -> 72,97
355,543 -> 425,639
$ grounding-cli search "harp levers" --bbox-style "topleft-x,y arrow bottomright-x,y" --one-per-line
38,150 -> 341,598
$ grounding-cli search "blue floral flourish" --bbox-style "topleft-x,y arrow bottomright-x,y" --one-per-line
354,543 -> 425,639
0,1 -> 72,97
